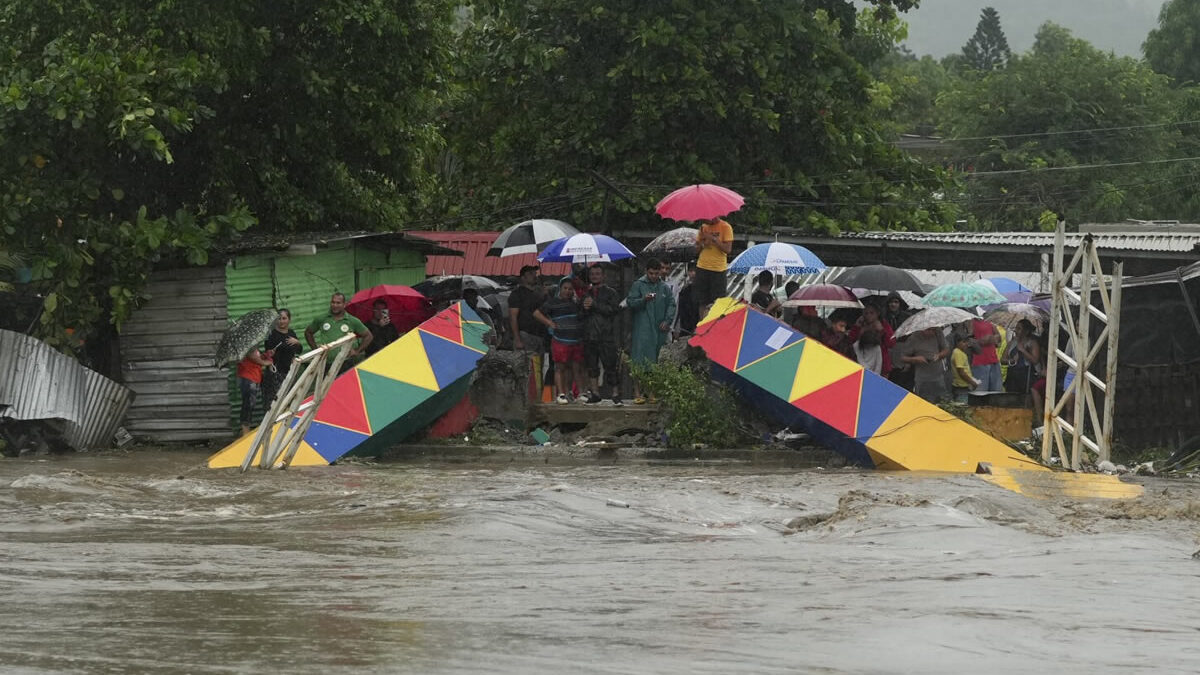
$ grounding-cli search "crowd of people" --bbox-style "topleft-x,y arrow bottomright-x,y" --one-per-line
505,216 -> 733,406
754,281 -> 1052,409
233,214 -> 1053,432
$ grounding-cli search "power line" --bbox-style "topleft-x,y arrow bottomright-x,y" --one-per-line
939,119 -> 1200,144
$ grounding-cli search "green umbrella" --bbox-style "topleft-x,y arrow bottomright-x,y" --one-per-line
215,309 -> 280,367
922,282 -> 1006,308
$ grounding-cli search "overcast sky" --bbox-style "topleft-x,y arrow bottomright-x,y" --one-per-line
895,0 -> 1165,58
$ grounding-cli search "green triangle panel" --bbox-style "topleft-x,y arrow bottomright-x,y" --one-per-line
735,340 -> 806,401
357,369 -> 441,432
461,319 -> 490,354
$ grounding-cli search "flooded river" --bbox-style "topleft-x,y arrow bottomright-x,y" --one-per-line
2,450 -> 1199,674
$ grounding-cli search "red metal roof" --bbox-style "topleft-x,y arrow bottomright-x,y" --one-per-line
413,231 -> 571,277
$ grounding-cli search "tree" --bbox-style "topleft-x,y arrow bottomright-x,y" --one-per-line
938,23 -> 1184,229
1144,0 -> 1200,85
874,47 -> 955,136
443,0 -> 957,236
0,1 -> 454,355
960,7 -> 1011,72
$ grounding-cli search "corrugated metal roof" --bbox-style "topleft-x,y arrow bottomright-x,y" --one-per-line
121,266 -> 232,443
221,230 -> 464,257
834,230 -> 1200,253
1,330 -> 134,450
414,231 -> 571,277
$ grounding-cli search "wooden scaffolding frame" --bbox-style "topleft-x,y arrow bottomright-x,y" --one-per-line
240,333 -> 355,471
1041,222 -> 1123,470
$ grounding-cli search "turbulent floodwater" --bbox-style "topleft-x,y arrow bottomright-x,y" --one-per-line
2,450 -> 1200,674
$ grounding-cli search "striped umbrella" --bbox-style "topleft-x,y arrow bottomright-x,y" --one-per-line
729,242 -> 826,275
537,233 -> 636,263
487,219 -> 579,257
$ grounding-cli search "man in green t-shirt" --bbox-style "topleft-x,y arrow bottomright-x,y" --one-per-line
305,293 -> 372,370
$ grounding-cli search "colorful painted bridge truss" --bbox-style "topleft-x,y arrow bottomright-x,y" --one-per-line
690,300 -> 1141,498
690,299 -> 1046,473
209,302 -> 490,468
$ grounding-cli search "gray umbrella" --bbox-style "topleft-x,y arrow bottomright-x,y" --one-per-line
215,309 -> 280,367
642,227 -> 699,262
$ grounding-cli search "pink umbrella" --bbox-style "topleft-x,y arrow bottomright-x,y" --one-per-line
782,284 -> 862,309
655,184 -> 744,222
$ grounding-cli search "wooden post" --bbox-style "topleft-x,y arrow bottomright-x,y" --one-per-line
1041,224 -> 1065,464
1101,261 -> 1122,462
1071,237 -> 1093,471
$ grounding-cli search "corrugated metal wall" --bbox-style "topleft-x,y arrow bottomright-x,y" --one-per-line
272,245 -> 357,326
355,247 -> 426,287
0,330 -> 134,450
121,266 -> 230,443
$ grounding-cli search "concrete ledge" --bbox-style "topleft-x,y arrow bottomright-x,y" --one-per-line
527,402 -> 662,427
377,443 -> 841,468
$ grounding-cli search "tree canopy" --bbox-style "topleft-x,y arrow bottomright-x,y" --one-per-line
444,0 -> 957,236
938,23 -> 1185,229
1144,0 -> 1200,86
0,0 -> 454,351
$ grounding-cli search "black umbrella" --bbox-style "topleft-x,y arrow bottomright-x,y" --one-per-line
642,227 -> 699,262
487,219 -> 579,257
414,275 -> 503,302
830,264 -> 925,294
215,309 -> 279,367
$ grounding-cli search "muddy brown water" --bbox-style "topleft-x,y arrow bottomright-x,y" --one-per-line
2,450 -> 1199,674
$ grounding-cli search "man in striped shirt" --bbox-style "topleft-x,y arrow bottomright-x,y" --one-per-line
534,278 -> 587,404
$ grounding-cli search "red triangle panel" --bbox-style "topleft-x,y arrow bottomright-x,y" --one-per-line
793,370 -> 864,438
311,369 -> 373,435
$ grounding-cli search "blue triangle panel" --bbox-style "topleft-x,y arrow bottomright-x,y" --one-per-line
419,330 -> 486,389
855,370 -> 910,441
303,421 -> 371,463
735,311 -> 803,370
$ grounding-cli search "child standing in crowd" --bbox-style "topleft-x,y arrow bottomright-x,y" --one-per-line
951,332 -> 981,403
236,347 -> 273,436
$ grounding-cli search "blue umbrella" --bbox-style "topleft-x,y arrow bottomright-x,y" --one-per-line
537,233 -> 636,263
729,242 -> 826,275
976,277 -> 1034,303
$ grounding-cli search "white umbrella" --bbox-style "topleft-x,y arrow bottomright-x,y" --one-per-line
894,306 -> 977,339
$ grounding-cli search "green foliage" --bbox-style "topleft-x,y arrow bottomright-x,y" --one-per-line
0,247 -> 20,292
1144,0 -> 1200,86
0,1 -> 454,350
937,23 -> 1184,229
445,0 -> 958,234
873,47 -> 955,136
959,7 -> 1011,73
632,360 -> 740,449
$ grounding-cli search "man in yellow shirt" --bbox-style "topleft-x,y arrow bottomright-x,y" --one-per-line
694,217 -> 734,308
